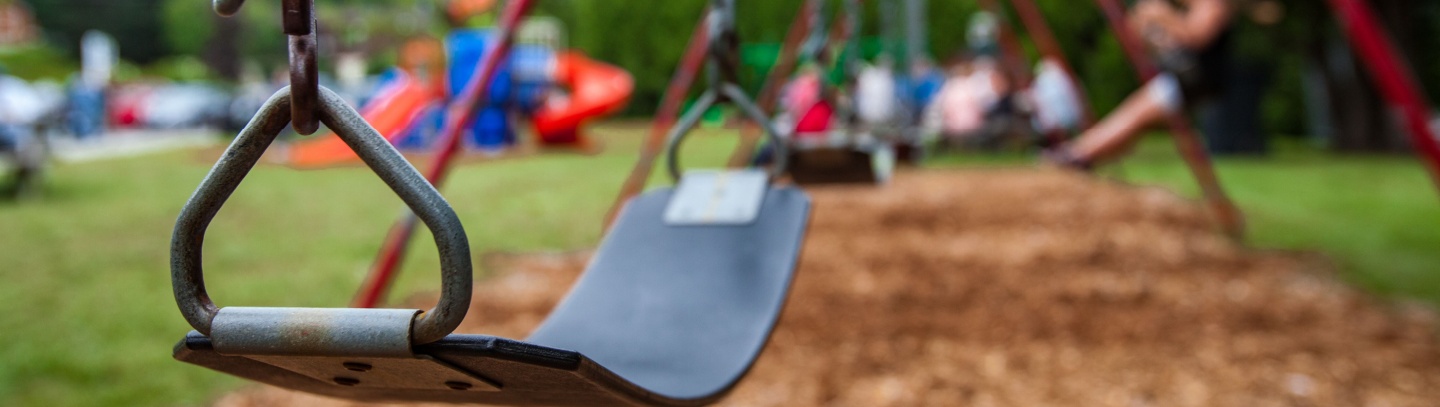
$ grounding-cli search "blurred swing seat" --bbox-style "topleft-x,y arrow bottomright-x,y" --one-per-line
786,130 -> 895,185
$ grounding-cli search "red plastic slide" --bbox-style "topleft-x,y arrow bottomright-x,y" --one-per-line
288,73 -> 441,168
531,51 -> 634,145
288,52 -> 630,167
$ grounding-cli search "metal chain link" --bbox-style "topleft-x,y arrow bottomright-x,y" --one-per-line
664,0 -> 788,182
212,0 -> 320,134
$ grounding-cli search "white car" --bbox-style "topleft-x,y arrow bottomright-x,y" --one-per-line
141,84 -> 231,129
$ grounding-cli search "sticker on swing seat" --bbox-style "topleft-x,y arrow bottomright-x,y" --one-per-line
664,169 -> 768,225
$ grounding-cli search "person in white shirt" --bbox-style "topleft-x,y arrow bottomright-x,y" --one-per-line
855,56 -> 898,129
1027,58 -> 1083,136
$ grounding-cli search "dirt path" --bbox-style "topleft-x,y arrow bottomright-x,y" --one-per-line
217,169 -> 1440,406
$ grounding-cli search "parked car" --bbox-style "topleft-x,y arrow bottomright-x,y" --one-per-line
141,84 -> 231,129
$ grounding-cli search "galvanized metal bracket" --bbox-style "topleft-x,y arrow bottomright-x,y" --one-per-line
171,86 -> 472,345
211,0 -> 319,134
211,307 -> 419,357
664,169 -> 768,226
209,307 -> 501,392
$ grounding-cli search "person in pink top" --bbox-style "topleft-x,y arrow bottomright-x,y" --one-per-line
924,54 -> 1007,148
782,64 -> 833,139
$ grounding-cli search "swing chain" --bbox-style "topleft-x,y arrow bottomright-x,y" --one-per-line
705,0 -> 742,87
190,1 -> 471,347
800,0 -> 827,62
212,0 -> 320,135
665,0 -> 788,182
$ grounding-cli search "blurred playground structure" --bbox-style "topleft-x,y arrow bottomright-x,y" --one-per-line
287,17 -> 633,168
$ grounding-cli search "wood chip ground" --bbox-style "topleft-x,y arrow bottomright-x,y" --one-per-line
217,169 -> 1440,407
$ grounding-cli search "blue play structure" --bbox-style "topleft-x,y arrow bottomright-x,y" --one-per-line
293,25 -> 631,168
406,29 -> 555,151
390,29 -> 556,152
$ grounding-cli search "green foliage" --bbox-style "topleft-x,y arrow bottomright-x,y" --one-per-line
158,0 -> 213,58
0,45 -> 77,81
561,1 -> 707,115
144,55 -> 214,82
923,0 -> 979,62
159,0 -> 288,76
27,0 -> 168,63
109,60 -> 143,83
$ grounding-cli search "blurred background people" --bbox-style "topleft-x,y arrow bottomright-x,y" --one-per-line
1025,58 -> 1084,142
783,63 -> 834,139
855,55 -> 898,130
925,52 -> 1011,150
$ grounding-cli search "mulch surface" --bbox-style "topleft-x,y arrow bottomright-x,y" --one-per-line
217,169 -> 1440,407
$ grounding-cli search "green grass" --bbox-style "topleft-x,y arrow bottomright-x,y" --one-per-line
929,135 -> 1440,301
1,127 -> 1436,406
0,46 -> 78,82
1113,137 -> 1440,301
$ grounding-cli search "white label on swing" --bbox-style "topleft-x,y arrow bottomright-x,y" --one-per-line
665,169 -> 768,225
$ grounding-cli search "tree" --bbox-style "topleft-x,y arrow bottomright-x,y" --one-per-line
28,0 -> 168,63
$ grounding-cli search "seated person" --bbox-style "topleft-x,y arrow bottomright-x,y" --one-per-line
782,64 -> 834,139
855,56 -> 898,129
752,64 -> 833,166
908,58 -> 946,122
1044,0 -> 1234,168
924,54 -> 1008,149
1025,58 -> 1084,143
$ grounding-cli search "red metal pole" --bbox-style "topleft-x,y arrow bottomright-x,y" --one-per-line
758,1 -> 816,110
1007,0 -> 1096,126
604,15 -> 711,228
1091,0 -> 1244,238
354,0 -> 537,308
1327,0 -> 1440,193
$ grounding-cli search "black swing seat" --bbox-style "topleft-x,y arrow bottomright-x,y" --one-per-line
786,131 -> 895,185
174,186 -> 811,406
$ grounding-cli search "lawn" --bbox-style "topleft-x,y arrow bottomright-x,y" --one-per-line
0,126 -> 1436,406
935,135 -> 1440,301
1116,137 -> 1440,300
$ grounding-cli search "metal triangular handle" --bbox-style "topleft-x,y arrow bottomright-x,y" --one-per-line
171,86 -> 472,345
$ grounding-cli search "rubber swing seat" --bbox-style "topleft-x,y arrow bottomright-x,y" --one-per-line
175,186 -> 811,406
